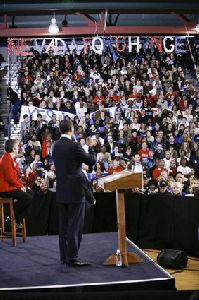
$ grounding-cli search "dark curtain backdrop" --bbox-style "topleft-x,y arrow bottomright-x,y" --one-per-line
26,192 -> 199,257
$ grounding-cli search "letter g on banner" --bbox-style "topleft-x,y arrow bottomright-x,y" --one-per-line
163,36 -> 174,53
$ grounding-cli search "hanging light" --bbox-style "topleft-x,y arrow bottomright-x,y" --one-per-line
62,15 -> 68,27
195,23 -> 199,33
48,17 -> 59,34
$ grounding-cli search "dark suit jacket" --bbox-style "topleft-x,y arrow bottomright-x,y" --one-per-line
81,171 -> 96,206
52,137 -> 96,204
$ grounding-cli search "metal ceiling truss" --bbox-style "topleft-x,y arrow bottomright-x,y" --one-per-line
0,1 -> 198,36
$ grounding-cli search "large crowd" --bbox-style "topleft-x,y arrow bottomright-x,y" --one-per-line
10,44 -> 199,197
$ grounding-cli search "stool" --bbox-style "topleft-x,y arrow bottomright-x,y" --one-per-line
0,197 -> 26,246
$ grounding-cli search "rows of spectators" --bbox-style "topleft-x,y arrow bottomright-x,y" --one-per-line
12,44 -> 199,196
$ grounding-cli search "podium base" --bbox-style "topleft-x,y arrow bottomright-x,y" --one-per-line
104,252 -> 143,267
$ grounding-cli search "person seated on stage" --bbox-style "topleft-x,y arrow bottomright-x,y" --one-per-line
0,139 -> 33,228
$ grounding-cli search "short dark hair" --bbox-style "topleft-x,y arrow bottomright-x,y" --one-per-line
5,139 -> 18,153
59,119 -> 73,134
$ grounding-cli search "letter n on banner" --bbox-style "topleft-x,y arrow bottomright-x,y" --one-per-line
150,36 -> 163,53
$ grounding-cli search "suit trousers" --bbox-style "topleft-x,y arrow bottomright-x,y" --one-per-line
0,188 -> 33,222
58,201 -> 85,263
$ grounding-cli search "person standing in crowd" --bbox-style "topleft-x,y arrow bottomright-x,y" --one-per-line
0,139 -> 33,228
52,119 -> 96,267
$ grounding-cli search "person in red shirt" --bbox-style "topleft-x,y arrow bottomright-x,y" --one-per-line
138,142 -> 149,161
93,91 -> 105,105
0,139 -> 33,227
108,158 -> 124,175
152,159 -> 166,181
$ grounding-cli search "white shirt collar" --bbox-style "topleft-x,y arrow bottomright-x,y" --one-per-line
82,169 -> 88,176
61,134 -> 72,140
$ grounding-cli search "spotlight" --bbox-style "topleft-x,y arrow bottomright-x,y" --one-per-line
48,17 -> 59,34
195,23 -> 199,33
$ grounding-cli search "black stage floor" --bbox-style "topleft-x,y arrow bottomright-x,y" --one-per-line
0,232 -> 175,291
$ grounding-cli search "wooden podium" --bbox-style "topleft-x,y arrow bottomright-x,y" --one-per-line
103,170 -> 143,267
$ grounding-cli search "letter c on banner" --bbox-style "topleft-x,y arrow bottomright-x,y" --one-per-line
116,36 -> 126,52
92,37 -> 103,54
163,36 -> 174,53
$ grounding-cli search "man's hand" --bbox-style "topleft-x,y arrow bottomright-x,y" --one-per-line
86,137 -> 94,147
21,186 -> 26,192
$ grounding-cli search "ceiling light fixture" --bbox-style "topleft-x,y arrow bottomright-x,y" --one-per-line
62,15 -> 68,27
48,16 -> 59,34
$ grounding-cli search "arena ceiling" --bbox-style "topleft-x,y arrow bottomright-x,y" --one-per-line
0,0 -> 199,36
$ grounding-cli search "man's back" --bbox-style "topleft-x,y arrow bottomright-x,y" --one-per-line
52,137 -> 96,204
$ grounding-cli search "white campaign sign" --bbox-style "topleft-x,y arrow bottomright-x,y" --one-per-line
19,105 -> 76,124
19,105 -> 159,125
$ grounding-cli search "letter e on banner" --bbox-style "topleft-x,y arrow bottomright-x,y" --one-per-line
175,36 -> 186,53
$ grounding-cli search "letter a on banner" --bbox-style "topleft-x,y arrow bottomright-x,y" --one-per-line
46,39 -> 56,54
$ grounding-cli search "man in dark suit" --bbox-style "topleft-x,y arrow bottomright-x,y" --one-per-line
52,119 -> 96,267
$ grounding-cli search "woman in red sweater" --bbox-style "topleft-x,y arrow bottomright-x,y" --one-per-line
0,139 -> 33,227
